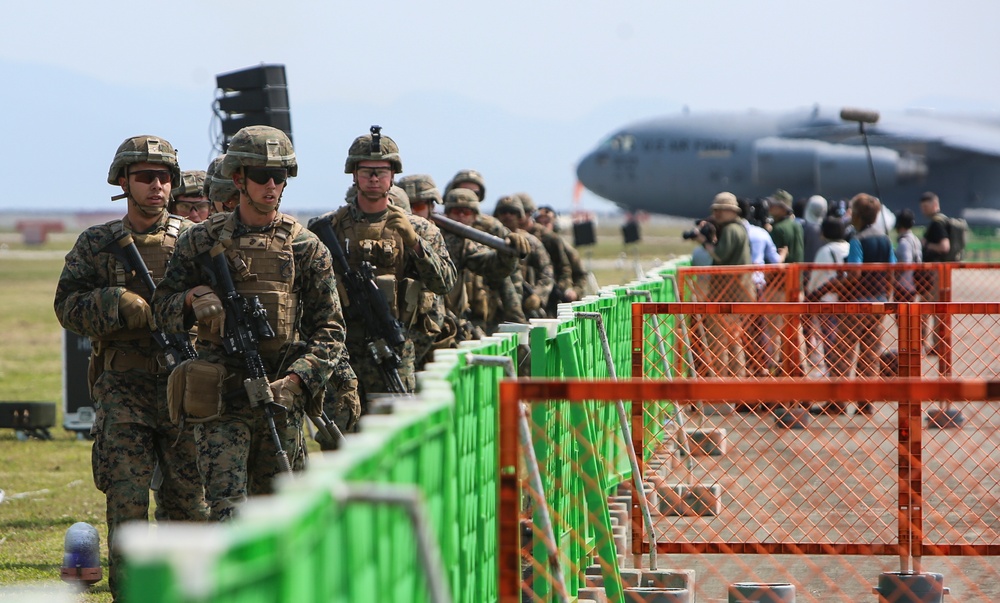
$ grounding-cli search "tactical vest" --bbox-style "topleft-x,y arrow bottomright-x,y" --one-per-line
197,213 -> 301,356
99,215 -> 182,343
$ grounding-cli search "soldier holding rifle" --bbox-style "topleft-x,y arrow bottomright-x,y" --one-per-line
153,126 -> 345,521
54,135 -> 208,600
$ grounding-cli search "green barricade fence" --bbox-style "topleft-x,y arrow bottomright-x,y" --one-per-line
119,257 -> 690,603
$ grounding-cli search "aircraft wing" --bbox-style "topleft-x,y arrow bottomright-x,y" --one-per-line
866,113 -> 1000,158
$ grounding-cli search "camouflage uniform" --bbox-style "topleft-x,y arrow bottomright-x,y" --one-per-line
495,196 -> 554,320
54,135 -> 208,600
440,189 -> 522,343
312,128 -> 456,405
471,213 -> 527,330
204,155 -> 239,214
311,199 -> 456,396
517,193 -> 572,316
395,177 -> 454,369
152,127 -> 345,521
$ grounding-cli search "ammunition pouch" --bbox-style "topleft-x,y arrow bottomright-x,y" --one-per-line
102,348 -> 166,375
167,359 -> 228,424
376,274 -> 399,318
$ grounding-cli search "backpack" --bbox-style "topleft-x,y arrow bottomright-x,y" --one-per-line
933,214 -> 968,261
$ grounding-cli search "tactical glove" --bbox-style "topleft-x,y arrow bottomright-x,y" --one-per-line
505,232 -> 531,257
269,374 -> 303,410
190,285 -> 225,337
119,290 -> 154,330
385,205 -> 419,247
523,294 -> 542,312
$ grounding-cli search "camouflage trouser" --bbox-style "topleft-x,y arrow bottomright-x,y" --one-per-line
91,369 -> 208,600
193,398 -> 304,522
322,357 -> 361,442
347,338 -> 415,409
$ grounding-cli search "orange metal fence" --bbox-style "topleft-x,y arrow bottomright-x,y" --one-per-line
501,377 -> 1000,602
498,260 -> 1000,601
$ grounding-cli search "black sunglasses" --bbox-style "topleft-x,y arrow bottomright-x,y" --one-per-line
245,167 -> 288,185
130,169 -> 172,184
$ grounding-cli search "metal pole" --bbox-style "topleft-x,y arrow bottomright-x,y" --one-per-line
468,354 -> 571,603
574,312 -> 658,570
332,482 -> 453,603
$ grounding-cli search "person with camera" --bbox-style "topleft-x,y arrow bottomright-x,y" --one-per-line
702,193 -> 753,380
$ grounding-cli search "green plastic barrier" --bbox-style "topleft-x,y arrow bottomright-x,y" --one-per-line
119,258 -> 691,603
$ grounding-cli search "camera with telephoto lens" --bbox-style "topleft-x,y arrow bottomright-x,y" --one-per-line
682,220 -> 713,241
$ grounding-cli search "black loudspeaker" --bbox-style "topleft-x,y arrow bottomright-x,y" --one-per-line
573,220 -> 597,247
622,220 -> 641,244
215,64 -> 292,150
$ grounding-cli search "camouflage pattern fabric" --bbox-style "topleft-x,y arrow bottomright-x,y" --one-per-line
187,359 -> 305,520
529,223 -> 572,315
518,229 -> 554,319
310,200 -> 456,399
323,356 -> 361,435
54,212 -> 208,598
152,210 -> 345,520
472,214 -> 526,330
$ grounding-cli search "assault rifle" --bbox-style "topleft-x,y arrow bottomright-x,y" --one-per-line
309,217 -> 407,394
100,232 -> 197,371
198,243 -> 292,473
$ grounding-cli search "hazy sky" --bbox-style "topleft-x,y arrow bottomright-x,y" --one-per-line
3,0 -> 999,214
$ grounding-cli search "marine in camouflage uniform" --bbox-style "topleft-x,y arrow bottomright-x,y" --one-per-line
438,187 -> 527,339
54,135 -> 208,600
444,169 -> 527,331
152,126 -> 345,520
310,127 -> 456,405
396,175 -> 455,368
494,195 -> 554,319
204,155 -> 239,214
516,193 -> 573,316
170,170 -> 211,223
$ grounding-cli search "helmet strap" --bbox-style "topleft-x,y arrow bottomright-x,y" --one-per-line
120,171 -> 165,217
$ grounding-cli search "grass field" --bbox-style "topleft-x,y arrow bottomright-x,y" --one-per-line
0,219 -> 692,599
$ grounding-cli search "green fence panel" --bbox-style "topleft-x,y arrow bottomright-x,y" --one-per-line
119,259 -> 693,603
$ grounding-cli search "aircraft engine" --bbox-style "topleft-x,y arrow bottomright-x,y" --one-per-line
753,138 -> 927,196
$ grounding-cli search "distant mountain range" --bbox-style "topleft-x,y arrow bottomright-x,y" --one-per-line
3,59 -> 677,216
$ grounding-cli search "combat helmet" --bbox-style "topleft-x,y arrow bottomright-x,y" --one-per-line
444,169 -> 487,201
398,174 -> 443,206
444,188 -> 481,214
388,185 -> 412,212
344,125 -> 402,174
515,192 -> 537,216
494,195 -> 525,218
173,170 -> 207,199
204,155 -> 239,211
107,135 -> 181,186
220,126 -> 297,178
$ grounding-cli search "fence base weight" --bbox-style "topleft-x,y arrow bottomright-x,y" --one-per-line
728,582 -> 795,603
872,571 -> 949,603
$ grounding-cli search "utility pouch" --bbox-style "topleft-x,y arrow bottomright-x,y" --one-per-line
167,359 -> 228,424
375,274 -> 399,318
398,278 -> 420,326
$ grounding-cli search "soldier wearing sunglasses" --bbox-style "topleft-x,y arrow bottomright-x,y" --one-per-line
153,126 -> 346,520
170,170 -> 211,223
54,135 -> 209,599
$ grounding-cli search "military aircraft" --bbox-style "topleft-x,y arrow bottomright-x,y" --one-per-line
576,105 -> 1000,225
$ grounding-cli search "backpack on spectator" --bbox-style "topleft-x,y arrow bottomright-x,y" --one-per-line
932,214 -> 968,261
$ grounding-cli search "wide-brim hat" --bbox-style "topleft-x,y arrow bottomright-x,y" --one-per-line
767,189 -> 794,212
710,192 -> 740,212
